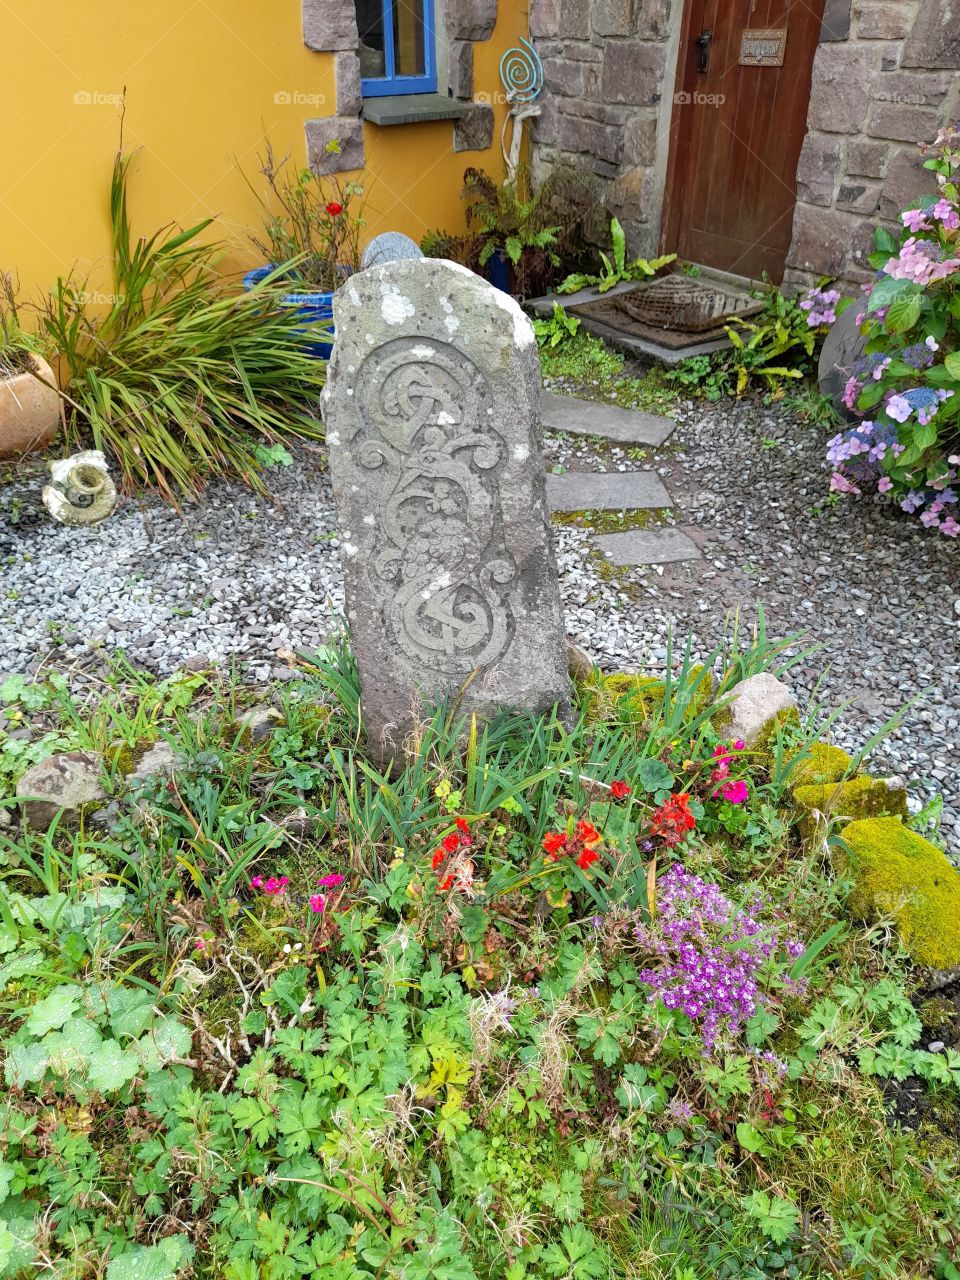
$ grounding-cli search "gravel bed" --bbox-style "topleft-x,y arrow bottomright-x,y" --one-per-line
1,392 -> 958,840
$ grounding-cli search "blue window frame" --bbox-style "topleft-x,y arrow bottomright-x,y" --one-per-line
357,0 -> 437,97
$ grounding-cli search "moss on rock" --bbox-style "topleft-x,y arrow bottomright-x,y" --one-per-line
794,776 -> 908,836
585,666 -> 713,725
787,742 -> 853,789
842,817 -> 960,970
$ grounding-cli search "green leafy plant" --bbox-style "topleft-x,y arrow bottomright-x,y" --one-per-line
42,151 -> 325,503
462,166 -> 562,293
723,288 -> 816,395
557,217 -> 676,294
533,302 -> 581,349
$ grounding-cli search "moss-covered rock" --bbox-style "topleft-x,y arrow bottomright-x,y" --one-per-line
842,817 -> 960,970
787,742 -> 853,789
794,775 -> 907,837
584,666 -> 713,725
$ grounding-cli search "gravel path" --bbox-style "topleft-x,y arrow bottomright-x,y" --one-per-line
1,395 -> 958,841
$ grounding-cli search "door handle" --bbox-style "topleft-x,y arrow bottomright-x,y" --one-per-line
695,30 -> 712,73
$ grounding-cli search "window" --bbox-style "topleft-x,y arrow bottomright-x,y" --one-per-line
356,0 -> 437,97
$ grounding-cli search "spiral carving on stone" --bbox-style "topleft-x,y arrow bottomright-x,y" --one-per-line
354,339 -> 516,676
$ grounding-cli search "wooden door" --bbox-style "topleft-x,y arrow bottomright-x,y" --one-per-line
662,0 -> 826,283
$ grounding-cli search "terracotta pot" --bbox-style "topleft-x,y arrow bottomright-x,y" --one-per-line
0,355 -> 60,459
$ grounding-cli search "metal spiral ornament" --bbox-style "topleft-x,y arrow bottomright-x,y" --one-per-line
499,38 -> 544,104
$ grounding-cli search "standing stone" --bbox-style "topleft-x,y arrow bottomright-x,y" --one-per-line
322,258 -> 570,760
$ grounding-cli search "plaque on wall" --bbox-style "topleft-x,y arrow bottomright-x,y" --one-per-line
739,28 -> 788,66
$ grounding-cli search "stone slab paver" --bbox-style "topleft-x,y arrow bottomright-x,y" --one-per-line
593,528 -> 702,566
546,470 -> 672,512
541,391 -> 675,447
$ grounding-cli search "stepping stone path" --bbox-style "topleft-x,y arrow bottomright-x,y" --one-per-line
594,528 -> 701,566
541,391 -> 675,446
545,470 -> 672,512
542,392 -> 703,569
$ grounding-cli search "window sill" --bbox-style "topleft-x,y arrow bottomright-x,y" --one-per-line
362,93 -> 470,127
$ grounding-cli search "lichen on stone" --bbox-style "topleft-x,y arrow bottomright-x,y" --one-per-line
841,816 -> 960,970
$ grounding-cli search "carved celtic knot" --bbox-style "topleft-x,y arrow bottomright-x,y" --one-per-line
354,339 -> 516,676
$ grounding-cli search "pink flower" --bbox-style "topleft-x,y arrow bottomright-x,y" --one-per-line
195,939 -> 206,950
940,516 -> 960,537
262,876 -> 289,896
831,471 -> 860,494
309,893 -> 327,914
902,207 -> 932,233
250,876 -> 263,889
932,198 -> 960,231
317,873 -> 345,888
721,779 -> 750,805
878,476 -> 893,493
842,376 -> 861,410
732,740 -> 745,751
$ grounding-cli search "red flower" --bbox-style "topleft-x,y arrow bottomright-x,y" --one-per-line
438,874 -> 454,891
576,847 -> 600,870
431,849 -> 446,870
575,820 -> 601,846
649,793 -> 696,848
325,201 -> 343,216
441,833 -> 460,853
543,830 -> 567,859
454,817 -> 471,835
610,781 -> 631,800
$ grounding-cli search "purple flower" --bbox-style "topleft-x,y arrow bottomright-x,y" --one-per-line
634,866 -> 803,1053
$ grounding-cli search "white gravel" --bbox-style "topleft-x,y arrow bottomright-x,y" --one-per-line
1,394 -> 958,842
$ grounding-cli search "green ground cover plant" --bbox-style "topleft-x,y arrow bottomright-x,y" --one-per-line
0,633 -> 958,1279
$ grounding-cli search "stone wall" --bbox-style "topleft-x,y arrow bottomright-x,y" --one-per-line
784,0 -> 960,290
528,0 -> 677,257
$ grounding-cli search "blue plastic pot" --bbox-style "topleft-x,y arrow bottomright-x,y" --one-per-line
487,249 -> 513,296
243,265 -> 343,359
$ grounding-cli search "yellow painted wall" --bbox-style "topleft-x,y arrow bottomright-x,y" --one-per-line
0,0 -> 529,302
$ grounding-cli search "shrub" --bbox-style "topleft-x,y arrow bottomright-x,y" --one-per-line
43,152 -> 326,503
245,141 -> 365,290
827,127 -> 960,535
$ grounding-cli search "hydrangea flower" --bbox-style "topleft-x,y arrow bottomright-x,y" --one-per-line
798,285 -> 841,326
884,236 -> 960,286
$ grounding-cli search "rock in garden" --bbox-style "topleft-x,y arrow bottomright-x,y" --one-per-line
15,750 -> 106,828
322,257 -> 569,761
129,741 -> 178,783
361,232 -> 424,270
818,303 -> 867,417
565,638 -> 595,682
842,816 -> 960,970
724,672 -> 798,746
232,705 -> 285,744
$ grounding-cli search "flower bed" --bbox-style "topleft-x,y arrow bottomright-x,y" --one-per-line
0,643 -> 959,1279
